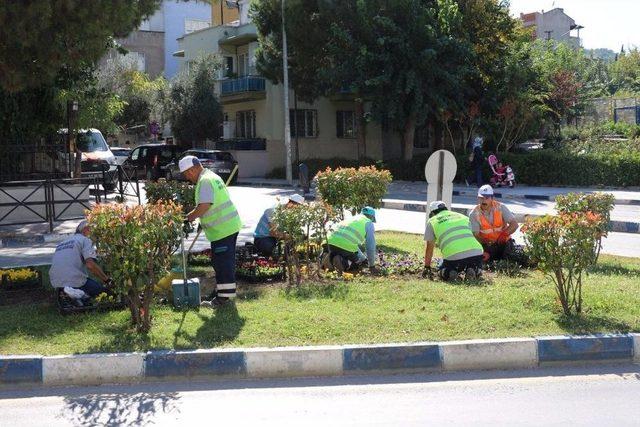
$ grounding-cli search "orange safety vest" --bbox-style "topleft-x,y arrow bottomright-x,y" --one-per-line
477,202 -> 506,242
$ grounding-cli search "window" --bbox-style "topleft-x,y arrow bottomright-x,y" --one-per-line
130,148 -> 140,161
236,110 -> 256,138
336,111 -> 357,139
160,148 -> 175,161
224,57 -> 234,77
289,109 -> 318,138
185,18 -> 210,34
76,131 -> 109,152
237,53 -> 248,76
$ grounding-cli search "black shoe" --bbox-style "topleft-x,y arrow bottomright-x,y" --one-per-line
209,296 -> 231,308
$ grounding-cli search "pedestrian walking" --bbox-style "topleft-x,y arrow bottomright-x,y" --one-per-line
466,136 -> 485,188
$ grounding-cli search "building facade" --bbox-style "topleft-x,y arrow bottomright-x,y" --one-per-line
520,8 -> 582,47
175,0 -> 394,178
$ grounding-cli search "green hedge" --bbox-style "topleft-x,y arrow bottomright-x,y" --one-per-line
270,151 -> 640,187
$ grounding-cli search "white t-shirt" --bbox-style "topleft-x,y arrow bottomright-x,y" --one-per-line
49,234 -> 97,288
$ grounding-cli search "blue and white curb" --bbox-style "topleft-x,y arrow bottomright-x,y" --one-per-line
381,200 -> 640,234
1,334 -> 638,387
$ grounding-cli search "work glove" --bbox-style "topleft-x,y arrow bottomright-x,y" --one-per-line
422,266 -> 434,280
497,231 -> 510,244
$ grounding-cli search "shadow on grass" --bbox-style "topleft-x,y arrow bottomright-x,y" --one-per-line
555,313 -> 632,335
283,281 -> 350,300
194,303 -> 245,347
63,391 -> 180,426
588,263 -> 640,278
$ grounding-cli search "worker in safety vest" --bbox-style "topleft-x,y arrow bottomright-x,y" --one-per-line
181,155 -> 242,308
469,184 -> 518,261
325,206 -> 377,273
423,201 -> 484,281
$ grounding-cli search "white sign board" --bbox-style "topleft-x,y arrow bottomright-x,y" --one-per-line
424,149 -> 457,211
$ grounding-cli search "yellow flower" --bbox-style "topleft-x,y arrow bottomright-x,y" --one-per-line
342,272 -> 354,281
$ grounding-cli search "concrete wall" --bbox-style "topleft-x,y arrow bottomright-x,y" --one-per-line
164,0 -> 212,78
116,30 -> 165,77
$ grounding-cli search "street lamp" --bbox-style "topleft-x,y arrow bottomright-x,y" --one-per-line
281,0 -> 293,185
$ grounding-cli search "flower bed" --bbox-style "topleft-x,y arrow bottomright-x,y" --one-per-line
188,249 -> 212,266
237,258 -> 285,283
377,251 -> 423,276
0,268 -> 41,290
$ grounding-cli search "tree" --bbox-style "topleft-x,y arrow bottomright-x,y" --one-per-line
165,54 -> 224,147
253,0 -> 472,161
0,0 -> 162,92
609,48 -> 640,95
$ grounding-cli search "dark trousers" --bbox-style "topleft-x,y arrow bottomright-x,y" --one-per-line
467,164 -> 483,187
254,236 -> 277,257
211,232 -> 238,299
80,278 -> 107,297
328,244 -> 361,270
442,255 -> 484,272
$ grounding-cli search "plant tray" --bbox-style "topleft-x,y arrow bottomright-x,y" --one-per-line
56,291 -> 125,315
236,269 -> 285,283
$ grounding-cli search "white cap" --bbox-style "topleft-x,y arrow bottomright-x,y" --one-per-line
478,184 -> 494,198
179,155 -> 200,173
288,194 -> 305,204
428,200 -> 447,214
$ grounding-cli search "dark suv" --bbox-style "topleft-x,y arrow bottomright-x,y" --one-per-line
168,149 -> 239,184
122,144 -> 182,181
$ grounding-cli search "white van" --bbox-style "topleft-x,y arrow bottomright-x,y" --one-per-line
59,129 -> 118,190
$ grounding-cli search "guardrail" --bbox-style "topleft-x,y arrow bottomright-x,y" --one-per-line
221,76 -> 266,95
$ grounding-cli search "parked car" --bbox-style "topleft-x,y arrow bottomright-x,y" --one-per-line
121,143 -> 182,181
168,149 -> 239,184
109,147 -> 131,166
58,129 -> 119,191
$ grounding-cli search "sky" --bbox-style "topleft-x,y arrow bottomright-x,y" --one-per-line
508,0 -> 640,51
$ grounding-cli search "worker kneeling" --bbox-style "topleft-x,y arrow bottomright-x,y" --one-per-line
253,194 -> 305,257
470,185 -> 518,262
423,201 -> 484,281
325,207 -> 377,273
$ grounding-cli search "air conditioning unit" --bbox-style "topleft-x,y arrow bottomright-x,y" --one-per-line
223,121 -> 235,140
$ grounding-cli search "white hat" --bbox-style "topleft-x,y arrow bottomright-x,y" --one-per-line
428,200 -> 447,214
179,155 -> 200,173
477,184 -> 494,198
288,194 -> 305,204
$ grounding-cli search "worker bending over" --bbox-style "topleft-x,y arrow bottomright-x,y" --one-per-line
326,207 -> 378,273
469,185 -> 518,262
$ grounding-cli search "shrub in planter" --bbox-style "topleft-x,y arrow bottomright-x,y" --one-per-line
522,212 -> 601,316
555,192 -> 615,262
315,166 -> 392,216
145,180 -> 195,213
271,201 -> 338,287
87,202 -> 183,332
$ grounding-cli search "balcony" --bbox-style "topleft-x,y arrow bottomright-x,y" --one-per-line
220,76 -> 267,104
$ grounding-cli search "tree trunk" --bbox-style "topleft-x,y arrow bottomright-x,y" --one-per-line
433,120 -> 444,151
401,115 -> 417,162
355,100 -> 366,162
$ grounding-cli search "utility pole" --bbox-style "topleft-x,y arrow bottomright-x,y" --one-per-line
281,0 -> 293,184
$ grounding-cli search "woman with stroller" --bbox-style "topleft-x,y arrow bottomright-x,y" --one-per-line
465,136 -> 485,188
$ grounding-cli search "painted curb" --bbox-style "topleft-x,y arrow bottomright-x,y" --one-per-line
42,353 -> 144,386
2,334 -> 638,386
0,355 -> 42,384
343,343 -> 441,373
440,338 -> 537,371
145,349 -> 246,379
245,346 -> 343,378
538,335 -> 634,364
380,200 -> 640,234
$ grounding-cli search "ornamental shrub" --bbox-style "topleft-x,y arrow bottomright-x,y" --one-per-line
555,192 -> 615,262
87,202 -> 183,332
145,180 -> 195,213
315,166 -> 392,216
522,212 -> 602,316
271,201 -> 338,287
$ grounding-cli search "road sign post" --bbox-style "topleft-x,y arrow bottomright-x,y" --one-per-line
424,149 -> 457,211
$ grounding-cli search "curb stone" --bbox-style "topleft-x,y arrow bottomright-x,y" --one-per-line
1,334 -> 637,387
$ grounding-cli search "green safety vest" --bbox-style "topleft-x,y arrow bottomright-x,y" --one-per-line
428,210 -> 482,259
327,214 -> 371,253
195,170 -> 242,242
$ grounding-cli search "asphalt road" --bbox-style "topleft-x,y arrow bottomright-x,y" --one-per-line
1,364 -> 639,426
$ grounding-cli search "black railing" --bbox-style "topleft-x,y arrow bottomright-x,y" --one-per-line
100,165 -> 141,205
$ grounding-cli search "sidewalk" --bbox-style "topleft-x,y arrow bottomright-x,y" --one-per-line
237,178 -> 640,205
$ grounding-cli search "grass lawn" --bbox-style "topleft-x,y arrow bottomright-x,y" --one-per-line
1,231 -> 639,355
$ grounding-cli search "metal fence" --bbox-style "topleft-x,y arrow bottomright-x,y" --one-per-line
100,165 -> 142,205
0,142 -> 71,183
0,177 -> 101,232
579,97 -> 640,126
